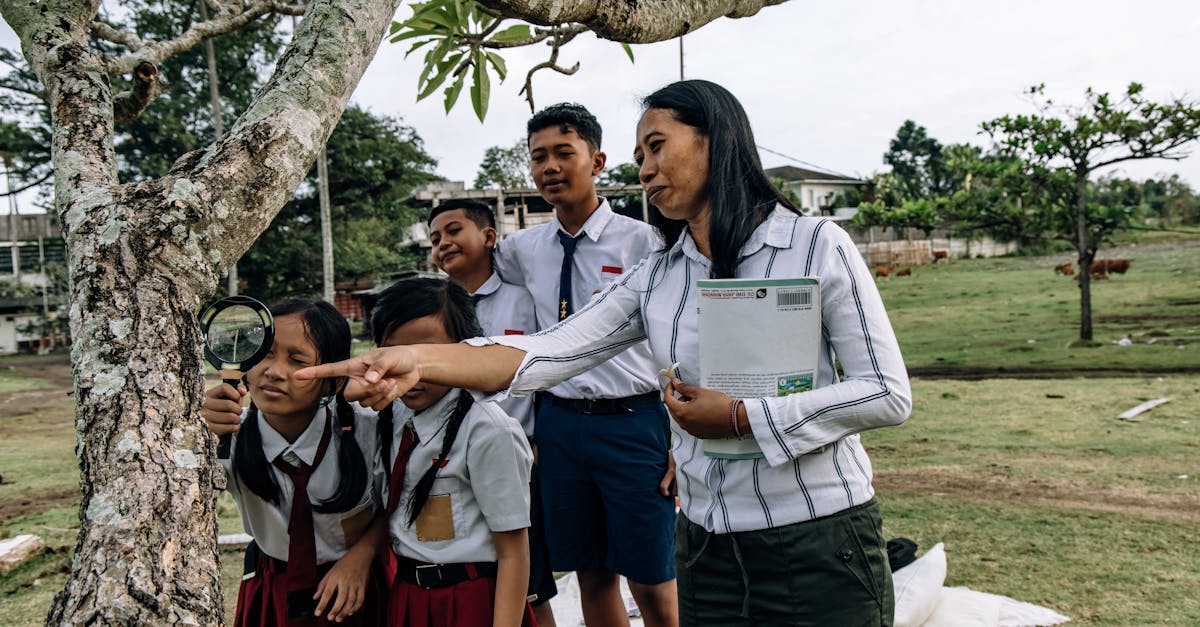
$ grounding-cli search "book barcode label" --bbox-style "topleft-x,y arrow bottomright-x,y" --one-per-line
777,287 -> 813,310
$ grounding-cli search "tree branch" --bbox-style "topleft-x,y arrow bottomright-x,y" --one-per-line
0,81 -> 48,103
92,21 -> 145,50
0,170 -> 52,197
113,61 -> 167,125
476,0 -> 791,42
519,28 -> 580,112
104,1 -> 307,75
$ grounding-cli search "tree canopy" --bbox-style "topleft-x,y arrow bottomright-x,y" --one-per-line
473,139 -> 530,188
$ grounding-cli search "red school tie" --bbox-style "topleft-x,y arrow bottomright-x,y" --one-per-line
271,410 -> 333,621
386,423 -> 419,516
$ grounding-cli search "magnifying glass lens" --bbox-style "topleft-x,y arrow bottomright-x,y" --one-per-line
207,304 -> 266,364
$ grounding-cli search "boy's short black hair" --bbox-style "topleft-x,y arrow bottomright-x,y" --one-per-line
527,103 -> 602,152
428,199 -> 496,230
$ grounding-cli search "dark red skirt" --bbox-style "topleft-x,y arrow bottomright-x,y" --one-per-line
234,552 -> 387,627
388,564 -> 536,627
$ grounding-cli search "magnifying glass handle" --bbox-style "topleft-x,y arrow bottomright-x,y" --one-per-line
217,376 -> 243,460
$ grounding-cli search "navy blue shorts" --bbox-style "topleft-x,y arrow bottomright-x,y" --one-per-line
527,461 -> 557,605
535,393 -> 676,585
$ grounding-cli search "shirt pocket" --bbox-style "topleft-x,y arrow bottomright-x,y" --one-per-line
339,501 -> 375,547
415,493 -> 456,542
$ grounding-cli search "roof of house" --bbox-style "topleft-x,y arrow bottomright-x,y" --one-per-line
765,165 -> 864,184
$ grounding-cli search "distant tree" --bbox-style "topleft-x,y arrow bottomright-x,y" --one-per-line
0,48 -> 52,203
983,83 -> 1200,341
600,161 -> 646,218
473,139 -> 530,188
1141,174 -> 1199,225
883,120 -> 954,201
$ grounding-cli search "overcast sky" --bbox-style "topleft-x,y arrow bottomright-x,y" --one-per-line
4,0 -> 1200,205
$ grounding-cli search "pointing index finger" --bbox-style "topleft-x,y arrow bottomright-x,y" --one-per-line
294,359 -> 362,381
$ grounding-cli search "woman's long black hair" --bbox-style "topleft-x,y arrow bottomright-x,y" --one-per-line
643,79 -> 799,279
370,277 -> 484,526
231,299 -> 369,514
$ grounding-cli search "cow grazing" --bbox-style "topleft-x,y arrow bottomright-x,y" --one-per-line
932,250 -> 949,262
1091,259 -> 1132,275
896,267 -> 912,277
1054,263 -> 1074,276
875,265 -> 893,278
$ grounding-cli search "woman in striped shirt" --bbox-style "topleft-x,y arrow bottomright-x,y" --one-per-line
300,80 -> 911,626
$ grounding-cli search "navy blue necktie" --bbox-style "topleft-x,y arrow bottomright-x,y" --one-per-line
558,231 -> 582,320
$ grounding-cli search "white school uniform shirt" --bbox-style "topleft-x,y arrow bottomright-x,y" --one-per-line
472,206 -> 912,534
471,272 -> 537,438
494,198 -> 660,400
221,403 -> 380,564
379,389 -> 533,564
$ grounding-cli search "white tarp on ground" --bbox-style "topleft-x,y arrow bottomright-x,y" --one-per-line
549,544 -> 1070,627
549,572 -> 644,627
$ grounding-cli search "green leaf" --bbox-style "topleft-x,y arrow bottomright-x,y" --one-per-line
415,40 -> 455,101
418,51 -> 464,101
621,42 -> 635,63
486,51 -> 507,82
390,27 -> 438,44
489,24 -> 532,43
444,74 -> 466,113
470,50 -> 491,122
402,38 -> 438,57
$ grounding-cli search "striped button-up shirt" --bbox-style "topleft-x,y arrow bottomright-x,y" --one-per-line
477,206 -> 911,533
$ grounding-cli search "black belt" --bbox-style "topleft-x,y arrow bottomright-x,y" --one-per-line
396,557 -> 498,589
540,390 -> 660,415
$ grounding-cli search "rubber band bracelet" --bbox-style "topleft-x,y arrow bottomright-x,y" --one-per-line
730,399 -> 744,438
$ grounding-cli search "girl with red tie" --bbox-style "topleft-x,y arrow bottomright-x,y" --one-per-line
201,299 -> 385,625
369,278 -> 535,627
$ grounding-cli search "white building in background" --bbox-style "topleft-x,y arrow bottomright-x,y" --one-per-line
765,165 -> 867,216
1,213 -> 67,354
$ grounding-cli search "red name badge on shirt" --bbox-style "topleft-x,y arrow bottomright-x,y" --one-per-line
504,329 -> 525,335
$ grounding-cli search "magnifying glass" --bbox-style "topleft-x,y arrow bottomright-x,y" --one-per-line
199,295 -> 274,458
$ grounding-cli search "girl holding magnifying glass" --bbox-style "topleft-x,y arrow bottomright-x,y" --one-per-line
202,299 -> 385,626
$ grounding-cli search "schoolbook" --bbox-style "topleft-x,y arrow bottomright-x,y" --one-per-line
697,277 -> 821,459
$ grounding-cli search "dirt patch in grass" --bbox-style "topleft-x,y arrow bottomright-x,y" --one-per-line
0,489 -> 79,525
876,467 -> 1200,523
908,365 -> 1200,379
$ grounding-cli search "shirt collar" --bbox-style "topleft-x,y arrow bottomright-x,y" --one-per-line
549,197 -> 614,243
399,388 -> 462,444
471,271 -> 503,298
671,204 -> 798,267
257,405 -> 329,466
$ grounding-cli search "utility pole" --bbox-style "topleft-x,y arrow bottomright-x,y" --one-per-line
679,35 -> 685,80
198,0 -> 237,295
317,155 -> 334,303
4,155 -> 19,281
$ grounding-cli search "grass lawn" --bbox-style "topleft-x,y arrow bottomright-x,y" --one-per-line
0,367 -> 55,395
878,236 -> 1200,373
866,376 -> 1199,626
